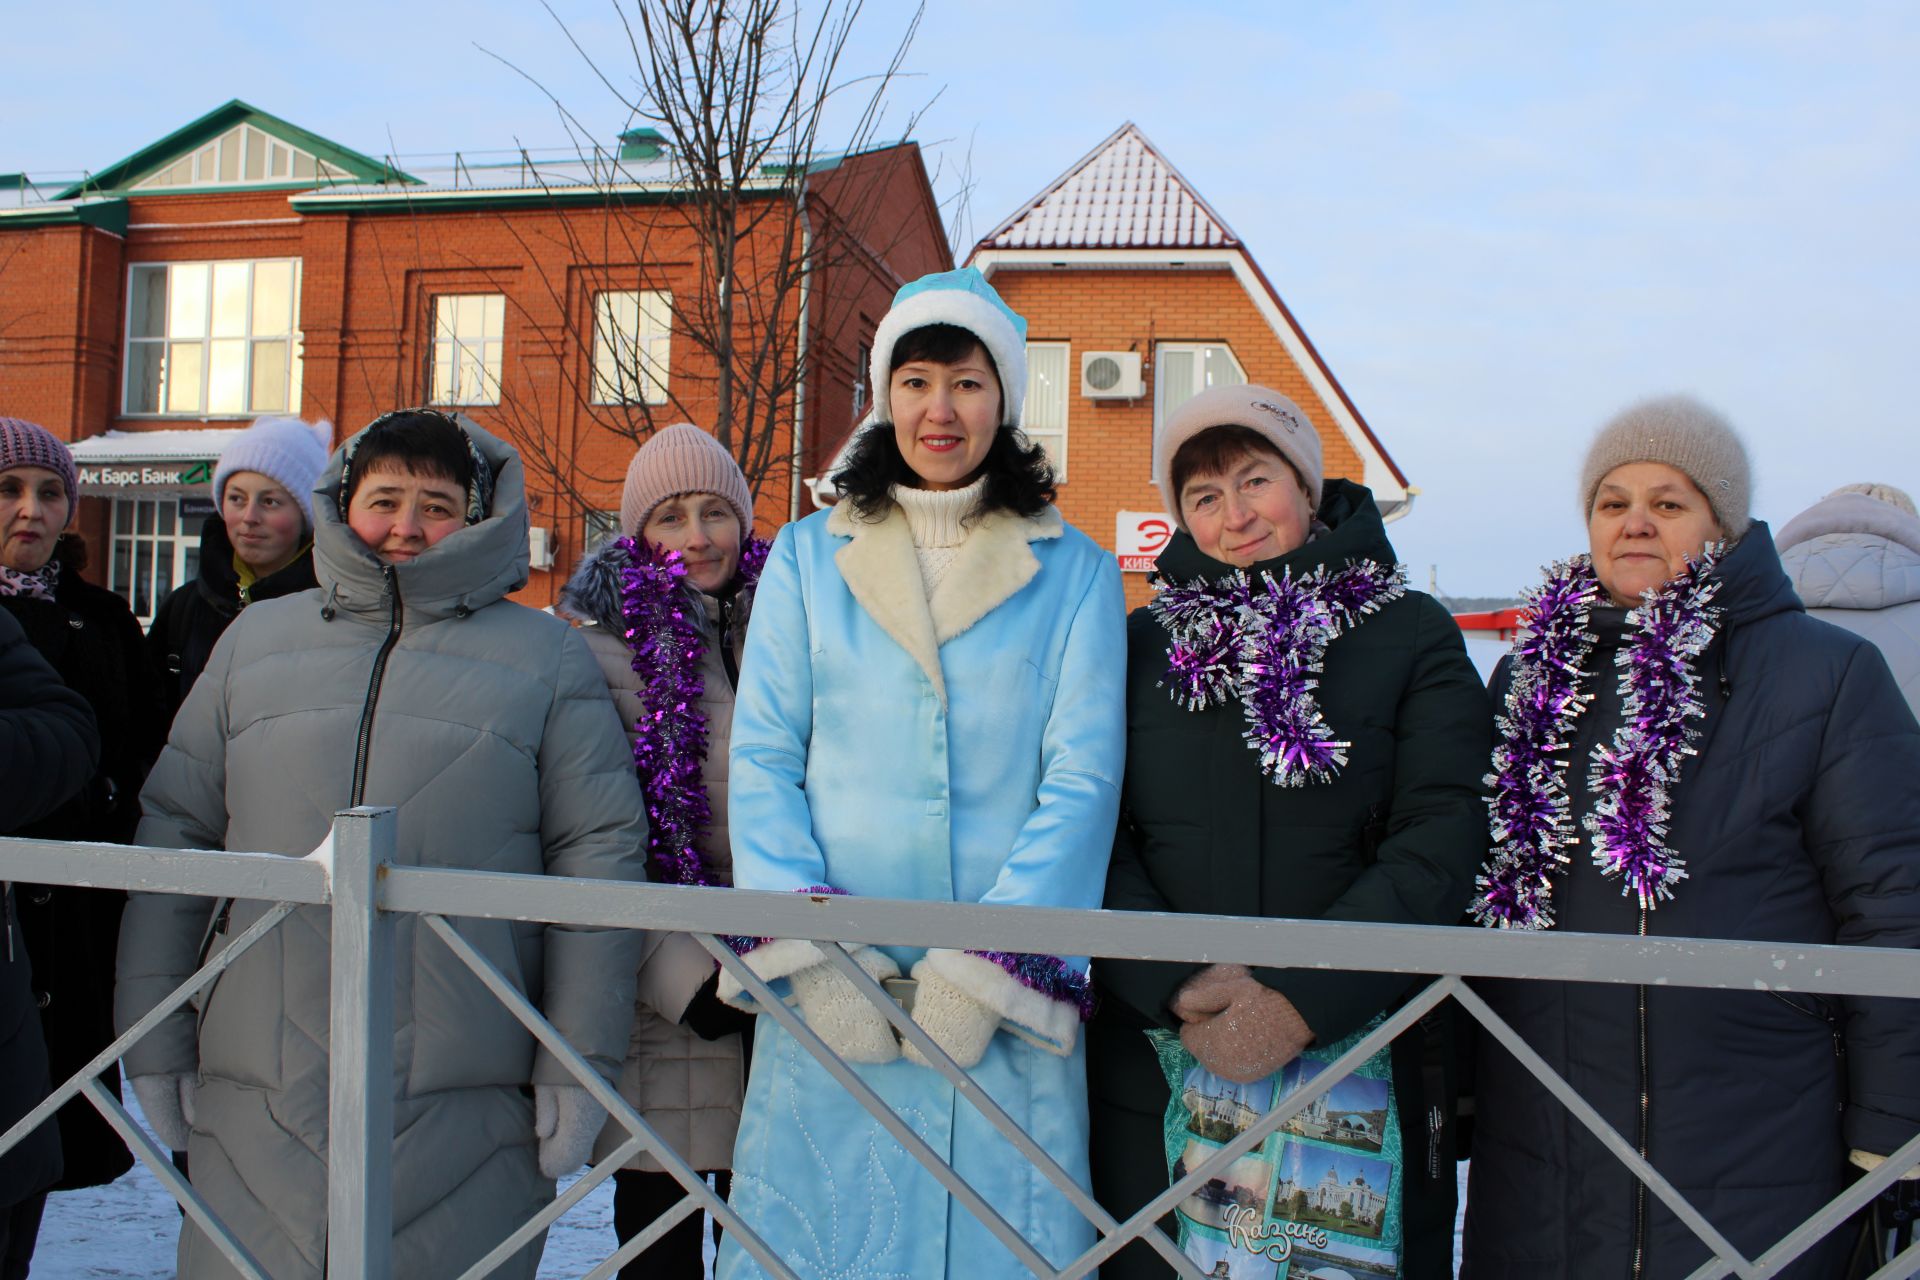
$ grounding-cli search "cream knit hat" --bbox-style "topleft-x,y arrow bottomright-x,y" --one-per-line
1154,386 -> 1324,526
620,423 -> 752,538
1578,395 -> 1752,538
213,416 -> 334,528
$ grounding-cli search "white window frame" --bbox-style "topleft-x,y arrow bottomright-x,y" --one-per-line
590,290 -> 672,405
1153,341 -> 1248,477
122,259 -> 304,418
583,510 -> 622,552
1023,341 -> 1070,482
108,497 -> 202,626
132,124 -> 349,190
430,294 -> 507,406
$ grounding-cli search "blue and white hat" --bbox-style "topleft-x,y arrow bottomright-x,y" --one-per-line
868,268 -> 1029,428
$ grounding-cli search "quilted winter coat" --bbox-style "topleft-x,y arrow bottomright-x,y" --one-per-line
716,499 -> 1127,1280
1777,490 -> 1920,715
559,539 -> 748,1175
1462,525 -> 1920,1279
114,419 -> 649,1280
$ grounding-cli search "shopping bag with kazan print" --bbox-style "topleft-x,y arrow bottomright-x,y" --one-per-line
1150,1018 -> 1403,1279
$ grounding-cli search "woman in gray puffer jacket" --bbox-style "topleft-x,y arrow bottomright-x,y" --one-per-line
1777,482 -> 1920,714
557,424 -> 759,1280
115,411 -> 649,1280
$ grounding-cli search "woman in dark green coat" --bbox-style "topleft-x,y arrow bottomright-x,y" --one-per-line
1090,386 -> 1491,1278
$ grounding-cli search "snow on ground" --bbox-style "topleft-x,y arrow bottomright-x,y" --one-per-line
31,1104 -> 1469,1276
28,1095 -> 639,1279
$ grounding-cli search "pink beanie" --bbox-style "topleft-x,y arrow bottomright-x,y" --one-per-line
1154,386 -> 1324,527
0,417 -> 80,527
620,424 -> 753,538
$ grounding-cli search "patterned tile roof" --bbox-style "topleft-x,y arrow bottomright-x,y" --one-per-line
977,122 -> 1239,251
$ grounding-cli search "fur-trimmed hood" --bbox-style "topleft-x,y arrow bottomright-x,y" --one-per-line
557,536 -> 756,643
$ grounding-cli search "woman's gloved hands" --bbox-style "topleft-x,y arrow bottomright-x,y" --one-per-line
788,947 -> 902,1064
902,965 -> 1000,1069
534,1084 -> 607,1180
1172,963 -> 1314,1084
130,1072 -> 196,1152
680,969 -> 757,1042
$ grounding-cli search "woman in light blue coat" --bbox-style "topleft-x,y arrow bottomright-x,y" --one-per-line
718,268 -> 1127,1278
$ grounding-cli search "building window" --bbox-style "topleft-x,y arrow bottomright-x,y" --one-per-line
1024,342 -> 1070,481
591,290 -> 671,405
124,260 -> 304,417
1154,342 -> 1246,432
431,295 -> 506,405
132,124 -> 354,190
852,341 -> 870,423
583,510 -> 622,552
109,497 -> 203,625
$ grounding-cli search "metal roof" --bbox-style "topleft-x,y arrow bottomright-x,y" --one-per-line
68,428 -> 250,462
977,123 -> 1240,252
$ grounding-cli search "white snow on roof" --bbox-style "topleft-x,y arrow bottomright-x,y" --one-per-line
978,123 -> 1240,251
67,428 -> 249,462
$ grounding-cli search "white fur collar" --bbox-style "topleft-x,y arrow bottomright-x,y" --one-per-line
827,500 -> 1064,705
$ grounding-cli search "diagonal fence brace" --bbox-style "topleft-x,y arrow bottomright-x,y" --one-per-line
422,914 -> 799,1280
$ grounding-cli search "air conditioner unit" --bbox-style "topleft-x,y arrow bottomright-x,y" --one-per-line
1081,351 -> 1143,399
528,525 -> 556,571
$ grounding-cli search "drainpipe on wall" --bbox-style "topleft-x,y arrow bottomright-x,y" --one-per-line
789,192 -> 813,524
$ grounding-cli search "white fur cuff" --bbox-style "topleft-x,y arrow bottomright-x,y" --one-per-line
914,949 -> 1082,1055
716,937 -> 827,1010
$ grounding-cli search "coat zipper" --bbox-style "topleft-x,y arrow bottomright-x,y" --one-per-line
350,565 -> 405,807
1632,905 -> 1650,1280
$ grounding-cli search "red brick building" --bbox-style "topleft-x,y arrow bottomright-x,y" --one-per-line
0,100 -> 949,618
966,123 -> 1411,607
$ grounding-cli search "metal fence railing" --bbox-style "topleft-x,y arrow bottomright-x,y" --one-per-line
3,807 -> 1918,1279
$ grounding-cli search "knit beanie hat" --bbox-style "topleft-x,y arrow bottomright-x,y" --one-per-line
620,423 -> 753,538
869,268 -> 1028,428
1154,386 -> 1325,526
1578,395 -> 1752,537
0,417 -> 79,527
1827,482 -> 1917,518
213,416 -> 334,529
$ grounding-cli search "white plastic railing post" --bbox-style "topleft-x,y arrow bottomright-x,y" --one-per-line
327,807 -> 397,1280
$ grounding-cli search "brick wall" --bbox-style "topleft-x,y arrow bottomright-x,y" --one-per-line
989,264 -> 1369,609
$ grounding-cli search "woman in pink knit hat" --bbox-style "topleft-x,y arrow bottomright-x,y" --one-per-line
556,422 -> 762,1279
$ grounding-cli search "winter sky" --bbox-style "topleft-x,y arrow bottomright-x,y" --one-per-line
6,1 -> 1916,594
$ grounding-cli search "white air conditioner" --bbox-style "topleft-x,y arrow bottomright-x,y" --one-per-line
528,525 -> 556,571
1080,351 -> 1143,399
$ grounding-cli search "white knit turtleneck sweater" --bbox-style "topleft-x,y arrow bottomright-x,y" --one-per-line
890,478 -> 984,596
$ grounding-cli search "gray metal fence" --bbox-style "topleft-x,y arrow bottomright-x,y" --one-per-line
3,808 -> 1917,1279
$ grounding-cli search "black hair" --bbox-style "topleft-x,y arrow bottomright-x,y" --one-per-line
832,323 -> 1056,520
342,410 -> 475,507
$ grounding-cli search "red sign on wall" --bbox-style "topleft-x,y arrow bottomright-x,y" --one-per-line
1115,511 -> 1174,573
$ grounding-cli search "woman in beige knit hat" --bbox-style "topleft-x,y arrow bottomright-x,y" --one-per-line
1464,395 -> 1920,1277
557,422 -> 761,1279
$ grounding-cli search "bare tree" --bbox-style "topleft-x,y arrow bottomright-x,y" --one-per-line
451,0 -> 936,523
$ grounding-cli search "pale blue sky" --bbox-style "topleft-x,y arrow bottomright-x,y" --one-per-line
6,1 -> 1916,593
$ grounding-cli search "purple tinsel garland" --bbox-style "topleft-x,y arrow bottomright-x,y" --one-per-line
967,950 -> 1097,1022
1470,548 -> 1722,929
618,533 -> 769,890
1151,560 -> 1407,786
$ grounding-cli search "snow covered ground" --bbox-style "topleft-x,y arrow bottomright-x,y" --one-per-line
26,1095 -> 644,1279
27,1100 -> 1466,1277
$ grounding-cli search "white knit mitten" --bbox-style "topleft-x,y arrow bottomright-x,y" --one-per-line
130,1073 -> 196,1152
788,947 -> 902,1064
902,968 -> 1001,1069
534,1084 -> 607,1180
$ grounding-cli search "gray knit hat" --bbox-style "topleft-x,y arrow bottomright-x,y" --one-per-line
1578,395 -> 1751,537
